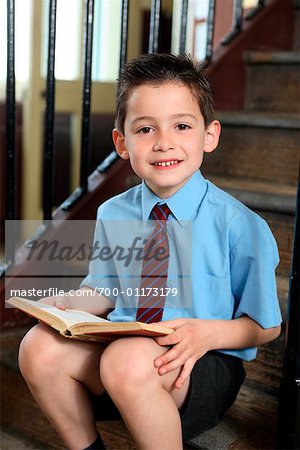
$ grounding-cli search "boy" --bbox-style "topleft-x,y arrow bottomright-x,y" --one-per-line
19,53 -> 282,450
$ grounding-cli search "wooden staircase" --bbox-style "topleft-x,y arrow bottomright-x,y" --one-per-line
1,7 -> 300,450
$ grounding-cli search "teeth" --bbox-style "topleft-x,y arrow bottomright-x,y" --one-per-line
154,160 -> 179,166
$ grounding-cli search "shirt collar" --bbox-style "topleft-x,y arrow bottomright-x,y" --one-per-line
141,171 -> 207,227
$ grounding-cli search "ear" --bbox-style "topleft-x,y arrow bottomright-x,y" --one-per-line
203,120 -> 221,154
112,128 -> 130,160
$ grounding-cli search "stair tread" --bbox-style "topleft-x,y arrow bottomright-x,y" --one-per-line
244,50 -> 300,64
209,176 -> 297,214
1,427 -> 50,450
1,326 -> 285,450
216,111 -> 300,129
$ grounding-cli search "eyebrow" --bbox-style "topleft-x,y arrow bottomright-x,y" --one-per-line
130,113 -> 198,126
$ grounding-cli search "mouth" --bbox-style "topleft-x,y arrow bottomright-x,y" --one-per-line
151,159 -> 182,167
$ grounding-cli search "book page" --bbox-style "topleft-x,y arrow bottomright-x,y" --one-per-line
45,306 -> 108,327
8,298 -> 108,328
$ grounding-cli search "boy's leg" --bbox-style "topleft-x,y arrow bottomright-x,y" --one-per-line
19,323 -> 106,450
100,337 -> 190,450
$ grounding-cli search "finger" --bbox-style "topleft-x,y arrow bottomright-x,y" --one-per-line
56,302 -> 67,310
155,346 -> 190,374
154,336 -> 187,366
155,328 -> 184,346
175,359 -> 194,389
160,319 -> 185,329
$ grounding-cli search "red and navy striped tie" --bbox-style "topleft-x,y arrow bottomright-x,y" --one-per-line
136,203 -> 171,323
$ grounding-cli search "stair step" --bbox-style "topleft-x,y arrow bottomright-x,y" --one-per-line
1,426 -> 50,450
1,280 -> 288,449
260,211 -> 294,277
244,51 -> 300,113
205,176 -> 295,276
294,10 -> 300,50
216,111 -> 300,129
244,51 -> 300,64
208,176 -> 297,214
203,112 -> 300,186
244,274 -> 288,394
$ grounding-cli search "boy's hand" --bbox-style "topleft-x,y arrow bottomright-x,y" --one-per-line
154,318 -> 214,389
38,294 -> 72,310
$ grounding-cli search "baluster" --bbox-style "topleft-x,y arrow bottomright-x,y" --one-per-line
61,0 -> 95,211
42,0 -> 57,221
119,0 -> 130,73
4,0 -> 16,270
179,0 -> 188,55
205,0 -> 216,63
221,0 -> 243,45
148,0 -> 161,53
79,0 -> 95,194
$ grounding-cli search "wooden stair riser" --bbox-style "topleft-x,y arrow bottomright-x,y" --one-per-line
259,211 -> 295,277
245,332 -> 285,394
243,273 -> 288,394
245,64 -> 300,113
202,126 -> 300,186
294,10 -> 300,50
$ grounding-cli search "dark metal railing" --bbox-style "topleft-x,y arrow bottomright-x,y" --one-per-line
42,0 -> 57,221
119,0 -> 130,72
148,0 -> 161,54
4,0 -> 272,228
277,166 -> 300,449
4,0 -> 16,271
221,0 -> 243,45
179,0 -> 188,55
61,0 -> 95,211
205,0 -> 216,63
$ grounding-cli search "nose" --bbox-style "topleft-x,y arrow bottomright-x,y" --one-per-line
153,131 -> 175,152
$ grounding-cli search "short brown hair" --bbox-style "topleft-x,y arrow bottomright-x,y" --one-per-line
115,53 -> 215,134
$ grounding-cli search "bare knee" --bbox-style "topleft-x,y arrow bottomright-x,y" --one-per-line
100,337 -> 162,397
19,323 -> 64,385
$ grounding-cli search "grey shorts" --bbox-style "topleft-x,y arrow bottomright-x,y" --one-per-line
91,351 -> 245,442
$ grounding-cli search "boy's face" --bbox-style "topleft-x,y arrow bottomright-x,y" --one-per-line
113,82 -> 220,198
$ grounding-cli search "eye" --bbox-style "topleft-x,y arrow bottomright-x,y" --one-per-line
176,123 -> 191,131
137,126 -> 153,134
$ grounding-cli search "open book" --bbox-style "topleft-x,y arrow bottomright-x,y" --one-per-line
6,297 -> 173,342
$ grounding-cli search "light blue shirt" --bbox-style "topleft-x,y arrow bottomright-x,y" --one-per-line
81,171 -> 282,361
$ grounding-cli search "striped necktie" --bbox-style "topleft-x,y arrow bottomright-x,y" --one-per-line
136,203 -> 171,323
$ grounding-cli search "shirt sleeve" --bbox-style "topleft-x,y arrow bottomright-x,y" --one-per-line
230,215 -> 282,329
80,206 -> 120,303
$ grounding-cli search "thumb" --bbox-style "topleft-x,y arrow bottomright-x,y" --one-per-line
55,298 -> 67,310
160,319 -> 185,330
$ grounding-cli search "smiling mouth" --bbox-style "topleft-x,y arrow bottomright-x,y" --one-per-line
151,160 -> 181,167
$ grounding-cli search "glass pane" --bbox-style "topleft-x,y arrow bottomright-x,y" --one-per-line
42,0 -> 82,80
92,0 -> 121,82
243,0 -> 259,9
171,0 -> 210,61
0,0 -> 31,85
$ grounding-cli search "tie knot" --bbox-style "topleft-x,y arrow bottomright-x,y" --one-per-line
151,203 -> 171,222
